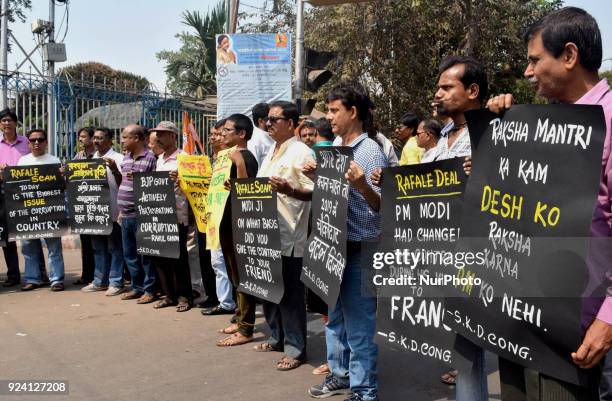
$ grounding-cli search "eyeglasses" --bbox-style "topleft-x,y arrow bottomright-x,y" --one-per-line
264,116 -> 288,124
221,128 -> 236,134
29,138 -> 46,143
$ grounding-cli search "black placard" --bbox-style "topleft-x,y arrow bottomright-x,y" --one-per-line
446,105 -> 605,385
133,171 -> 180,259
0,184 -> 7,247
301,146 -> 353,307
4,164 -> 69,240
231,177 -> 284,303
65,159 -> 112,235
373,158 -> 467,367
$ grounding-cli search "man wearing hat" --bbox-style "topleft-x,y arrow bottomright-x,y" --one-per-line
148,121 -> 193,312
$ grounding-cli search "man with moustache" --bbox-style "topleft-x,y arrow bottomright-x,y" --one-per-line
486,7 -> 611,401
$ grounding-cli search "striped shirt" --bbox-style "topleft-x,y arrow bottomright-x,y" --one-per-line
432,127 -> 472,160
117,148 -> 157,219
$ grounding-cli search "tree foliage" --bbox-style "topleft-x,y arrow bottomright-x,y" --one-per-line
157,1 -> 226,98
303,0 -> 562,133
59,62 -> 150,90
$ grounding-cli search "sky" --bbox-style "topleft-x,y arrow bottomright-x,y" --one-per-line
7,0 -> 612,92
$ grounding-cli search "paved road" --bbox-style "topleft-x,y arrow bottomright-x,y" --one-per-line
0,249 -> 500,401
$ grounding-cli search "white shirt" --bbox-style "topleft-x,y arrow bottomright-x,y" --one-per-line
247,126 -> 275,169
258,137 -> 314,258
376,132 -> 399,167
420,147 -> 438,163
94,148 -> 123,222
17,152 -> 60,166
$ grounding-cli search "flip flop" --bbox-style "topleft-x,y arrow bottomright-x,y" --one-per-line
216,332 -> 253,347
154,298 -> 177,309
253,342 -> 278,352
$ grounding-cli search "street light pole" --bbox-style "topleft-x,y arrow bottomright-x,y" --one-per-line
47,0 -> 55,155
0,0 -> 9,109
295,0 -> 304,101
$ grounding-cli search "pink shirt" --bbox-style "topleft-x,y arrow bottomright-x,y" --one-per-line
0,134 -> 30,166
577,79 -> 612,325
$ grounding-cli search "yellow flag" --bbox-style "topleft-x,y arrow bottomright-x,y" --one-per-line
205,147 -> 235,249
177,154 -> 212,233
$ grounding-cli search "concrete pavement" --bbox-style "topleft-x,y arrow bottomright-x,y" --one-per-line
0,248 -> 500,401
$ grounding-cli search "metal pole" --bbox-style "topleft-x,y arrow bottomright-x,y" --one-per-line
47,0 -> 55,155
294,0 -> 304,101
0,0 -> 9,109
225,0 -> 230,33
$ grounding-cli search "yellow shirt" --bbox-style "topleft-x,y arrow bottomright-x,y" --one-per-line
399,136 -> 424,165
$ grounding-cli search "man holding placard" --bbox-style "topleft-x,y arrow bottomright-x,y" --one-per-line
255,101 -> 314,370
117,124 -> 158,304
485,7 -> 611,401
80,127 -> 125,296
306,82 -> 388,401
18,129 -> 66,292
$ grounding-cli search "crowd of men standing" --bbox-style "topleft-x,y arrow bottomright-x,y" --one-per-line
1,6 -> 612,401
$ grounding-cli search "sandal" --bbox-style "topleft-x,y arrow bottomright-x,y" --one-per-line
277,356 -> 303,371
154,297 -> 177,309
253,342 -> 279,352
216,332 -> 253,347
440,369 -> 458,385
218,324 -> 238,334
176,297 -> 191,312
312,363 -> 330,375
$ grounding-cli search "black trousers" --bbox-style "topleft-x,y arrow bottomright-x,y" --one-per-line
153,225 -> 192,303
2,241 -> 20,281
197,231 -> 218,302
79,235 -> 95,283
263,256 -> 307,359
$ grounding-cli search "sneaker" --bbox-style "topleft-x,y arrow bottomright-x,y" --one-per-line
308,374 -> 351,399
343,395 -> 377,401
105,286 -> 124,296
81,283 -> 108,292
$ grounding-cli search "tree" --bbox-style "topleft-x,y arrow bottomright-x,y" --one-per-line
1,0 -> 32,53
302,0 -> 561,133
59,62 -> 150,91
157,1 -> 226,98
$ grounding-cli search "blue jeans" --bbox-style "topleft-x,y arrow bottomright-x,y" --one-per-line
326,245 -> 378,401
121,217 -> 155,294
23,238 -> 65,285
91,222 -> 124,288
211,248 -> 236,310
455,335 -> 487,401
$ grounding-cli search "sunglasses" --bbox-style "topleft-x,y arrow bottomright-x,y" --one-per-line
29,138 -> 46,143
264,116 -> 288,124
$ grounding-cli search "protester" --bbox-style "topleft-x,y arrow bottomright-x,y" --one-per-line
312,118 -> 334,147
396,112 -> 423,165
247,102 -> 275,167
73,127 -> 96,286
485,7 -> 611,401
199,119 -> 236,313
299,119 -> 318,147
305,82 -> 388,401
18,129 -> 66,292
415,119 -> 442,163
214,114 -> 259,346
0,108 -> 39,287
147,131 -> 164,156
147,121 -> 193,312
255,100 -> 314,370
80,127 -> 125,295
117,124 -> 158,304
